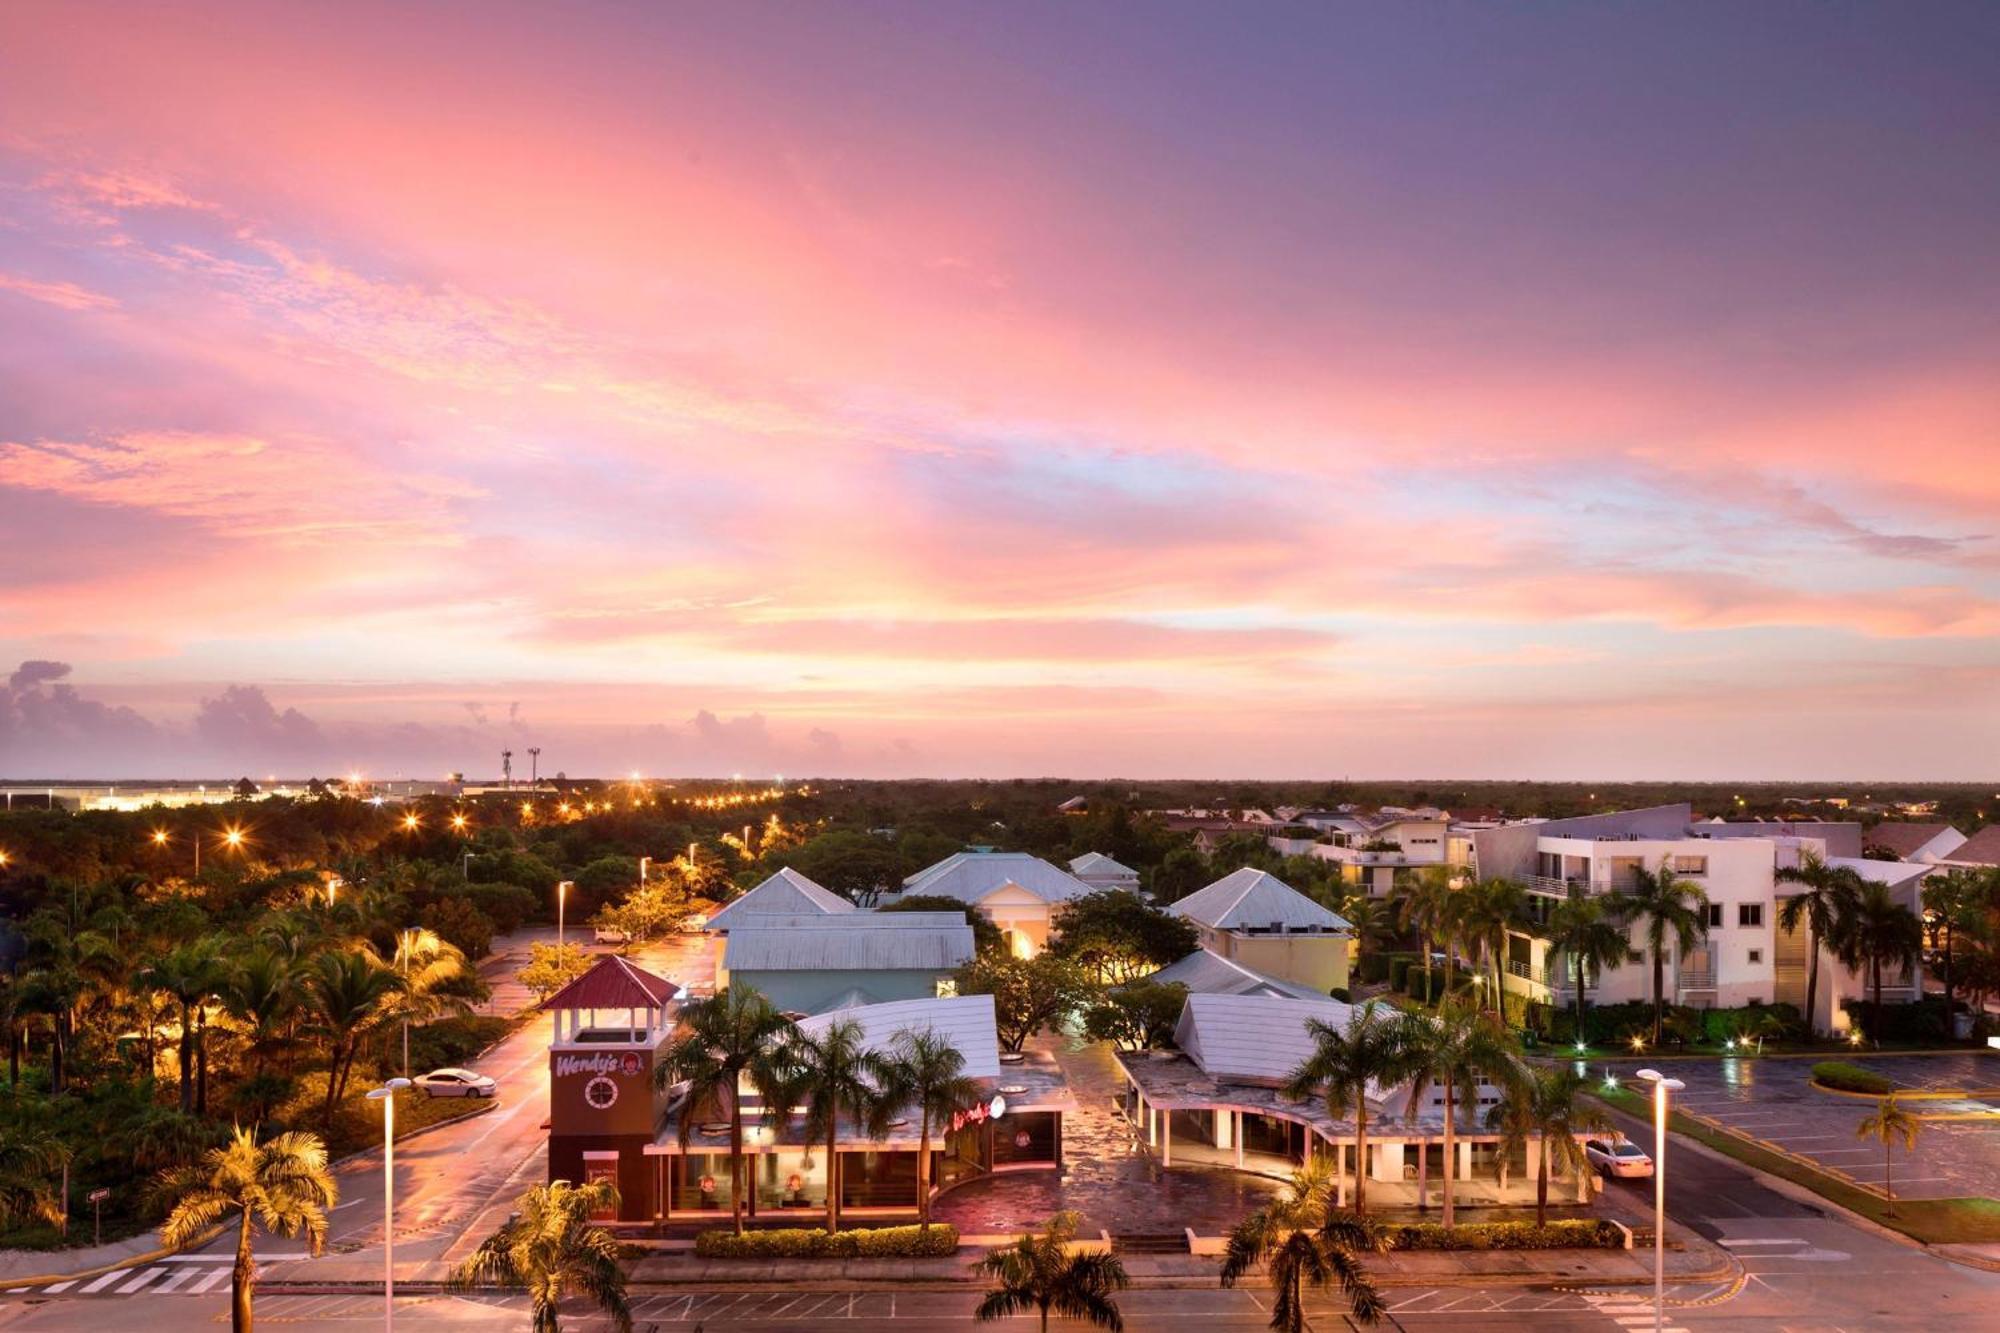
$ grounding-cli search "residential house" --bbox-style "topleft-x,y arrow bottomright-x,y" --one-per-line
1145,948 -> 1329,1001
1167,868 -> 1351,994
1864,823 -> 1969,863
717,912 -> 974,1014
1069,851 -> 1142,894
1941,827 -> 2000,868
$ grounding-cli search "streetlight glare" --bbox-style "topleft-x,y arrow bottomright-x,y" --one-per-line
450,812 -> 468,831
222,827 -> 245,848
152,829 -> 170,846
403,813 -> 421,832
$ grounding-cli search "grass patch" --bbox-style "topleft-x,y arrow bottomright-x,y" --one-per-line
1591,1085 -> 2000,1246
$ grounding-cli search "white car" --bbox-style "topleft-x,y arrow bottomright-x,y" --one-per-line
594,925 -> 631,946
413,1067 -> 497,1099
1583,1137 -> 1654,1178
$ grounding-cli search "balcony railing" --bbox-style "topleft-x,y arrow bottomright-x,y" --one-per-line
1676,971 -> 1717,991
1506,960 -> 1548,987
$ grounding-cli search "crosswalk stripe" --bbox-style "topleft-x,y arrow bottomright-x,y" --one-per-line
78,1268 -> 130,1294
116,1267 -> 167,1294
153,1268 -> 200,1294
191,1267 -> 234,1294
44,1280 -> 75,1293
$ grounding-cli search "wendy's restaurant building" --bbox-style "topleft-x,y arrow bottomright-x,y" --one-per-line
544,955 -> 1074,1228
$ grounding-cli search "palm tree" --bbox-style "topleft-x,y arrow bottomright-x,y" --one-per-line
156,1126 -> 336,1333
1458,878 -> 1531,1015
302,947 -> 403,1120
1392,865 -> 1460,1000
388,927 -> 472,1077
453,1179 -> 631,1332
1856,1094 -> 1920,1216
16,915 -> 118,1095
887,1026 -> 983,1232
654,986 -> 794,1234
1484,1067 -> 1606,1226
220,948 -> 300,1081
1620,861 -> 1708,1045
1395,1002 -> 1523,1228
1218,1156 -> 1385,1331
773,1016 -> 897,1235
973,1210 -> 1129,1333
1341,894 -> 1393,974
1835,882 -> 1924,1042
1281,1001 -> 1409,1215
1776,850 -> 1865,1037
0,1111 -> 70,1232
1542,895 -> 1630,1048
138,938 -> 227,1114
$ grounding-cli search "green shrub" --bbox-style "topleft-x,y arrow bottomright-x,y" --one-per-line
693,1223 -> 960,1259
1385,1219 -> 1624,1251
1840,997 -> 1950,1044
1356,951 -> 1394,985
1812,1061 -> 1893,1095
1328,987 -> 1352,1003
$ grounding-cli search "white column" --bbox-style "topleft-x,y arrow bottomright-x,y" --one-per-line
1161,1110 -> 1172,1166
1234,1112 -> 1245,1169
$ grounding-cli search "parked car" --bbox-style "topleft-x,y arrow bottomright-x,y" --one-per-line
413,1067 -> 497,1099
1582,1137 -> 1654,1178
593,924 -> 631,946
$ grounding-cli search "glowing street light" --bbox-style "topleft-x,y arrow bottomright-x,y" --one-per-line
365,1077 -> 414,1331
449,811 -> 468,833
402,812 -> 421,833
152,829 -> 171,848
1635,1068 -> 1686,1333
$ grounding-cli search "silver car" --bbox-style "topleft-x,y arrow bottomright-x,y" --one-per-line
413,1067 -> 498,1099
1583,1137 -> 1654,1178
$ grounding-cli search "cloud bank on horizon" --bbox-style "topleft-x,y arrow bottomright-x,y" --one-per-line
1,3 -> 1996,781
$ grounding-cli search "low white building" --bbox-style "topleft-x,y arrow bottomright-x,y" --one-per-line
1069,852 -> 1142,894
897,849 -> 1095,958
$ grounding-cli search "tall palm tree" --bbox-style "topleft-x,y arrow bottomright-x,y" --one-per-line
453,1179 -> 632,1332
138,938 -> 227,1114
973,1210 -> 1129,1333
1395,1002 -> 1523,1228
1281,1001 -> 1410,1215
1776,850 -> 1865,1037
1340,894 -> 1392,974
1392,865 -> 1460,999
1835,882 -> 1924,1041
1620,861 -> 1708,1045
887,1026 -> 983,1232
302,947 -> 403,1120
655,986 -> 795,1234
1542,895 -> 1631,1047
1218,1156 -> 1385,1331
16,915 -> 117,1095
220,948 -> 300,1081
773,1016 -> 897,1235
388,927 -> 472,1077
0,1109 -> 70,1232
1856,1094 -> 1920,1216
156,1126 -> 336,1333
1458,878 -> 1531,1015
1484,1067 -> 1606,1226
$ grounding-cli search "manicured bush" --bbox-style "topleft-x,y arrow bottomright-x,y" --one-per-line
1384,1219 -> 1624,1251
1841,997 -> 1951,1044
1328,987 -> 1352,1003
693,1223 -> 960,1259
1811,1061 -> 1893,1095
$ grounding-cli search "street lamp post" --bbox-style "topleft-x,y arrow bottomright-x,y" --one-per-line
365,1078 -> 413,1331
1635,1068 -> 1685,1333
557,880 -> 573,951
638,856 -> 650,886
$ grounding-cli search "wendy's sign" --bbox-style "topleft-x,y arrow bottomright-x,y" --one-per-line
551,1044 -> 657,1136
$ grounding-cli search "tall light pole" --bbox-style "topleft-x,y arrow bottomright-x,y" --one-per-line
557,880 -> 572,951
365,1077 -> 413,1331
638,857 -> 650,886
1635,1068 -> 1685,1333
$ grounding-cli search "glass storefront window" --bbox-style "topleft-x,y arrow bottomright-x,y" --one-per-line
676,1153 -> 737,1214
992,1112 -> 1058,1166
758,1147 -> 827,1214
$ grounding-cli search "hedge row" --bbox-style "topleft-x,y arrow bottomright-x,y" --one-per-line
1384,1219 -> 1625,1251
693,1223 -> 960,1259
1840,997 -> 1952,1043
1536,1000 -> 1802,1047
1811,1061 -> 1893,1095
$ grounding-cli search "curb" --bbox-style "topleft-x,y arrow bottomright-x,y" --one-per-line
0,1224 -> 226,1293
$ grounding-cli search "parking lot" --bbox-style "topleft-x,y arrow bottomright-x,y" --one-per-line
1597,1052 -> 2000,1201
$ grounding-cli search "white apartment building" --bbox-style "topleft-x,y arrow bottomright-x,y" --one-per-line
1473,804 -> 1923,1034
1266,812 -> 1454,899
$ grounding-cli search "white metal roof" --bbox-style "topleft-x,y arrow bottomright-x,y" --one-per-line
704,867 -> 856,931
1168,868 -> 1350,932
723,914 -> 975,972
901,850 -> 1095,904
1173,992 -> 1355,1083
1070,852 -> 1139,878
1145,948 -> 1329,1001
1828,856 -> 1931,891
796,994 -> 1001,1079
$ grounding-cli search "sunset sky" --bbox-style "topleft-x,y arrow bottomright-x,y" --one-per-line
2,2 -> 1996,780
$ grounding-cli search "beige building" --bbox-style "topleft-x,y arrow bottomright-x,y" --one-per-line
1167,868 -> 1351,995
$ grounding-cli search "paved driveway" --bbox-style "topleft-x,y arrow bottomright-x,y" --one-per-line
1594,1052 -> 2000,1202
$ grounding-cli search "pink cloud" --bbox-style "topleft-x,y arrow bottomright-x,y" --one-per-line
0,270 -> 118,311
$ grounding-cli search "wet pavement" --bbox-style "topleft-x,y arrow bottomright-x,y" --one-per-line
1592,1051 -> 2000,1201
933,1036 -> 1281,1235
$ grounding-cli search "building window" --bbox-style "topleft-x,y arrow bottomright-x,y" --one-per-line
1738,903 -> 1764,928
1670,855 -> 1708,876
1706,903 -> 1724,928
1747,950 -> 1763,966
1626,949 -> 1644,964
